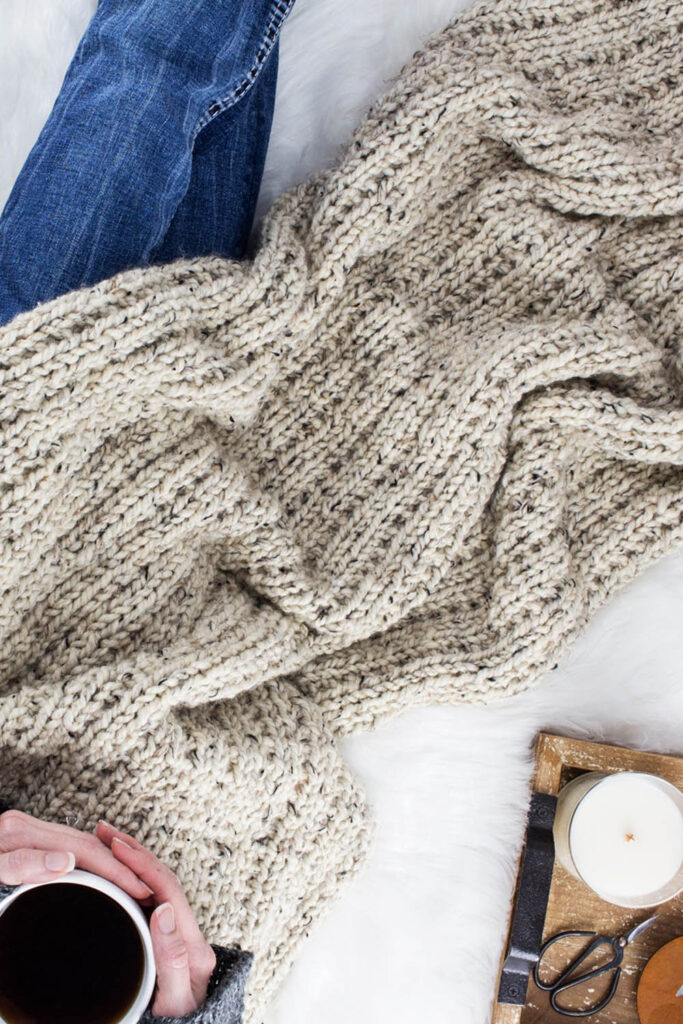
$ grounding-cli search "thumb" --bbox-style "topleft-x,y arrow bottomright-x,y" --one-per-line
149,903 -> 196,1018
0,849 -> 75,886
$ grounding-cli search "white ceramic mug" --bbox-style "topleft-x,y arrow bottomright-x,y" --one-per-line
0,867 -> 156,1024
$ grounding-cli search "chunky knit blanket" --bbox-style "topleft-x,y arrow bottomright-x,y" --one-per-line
1,0 -> 682,1017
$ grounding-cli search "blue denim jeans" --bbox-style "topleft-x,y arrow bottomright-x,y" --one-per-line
0,0 -> 294,326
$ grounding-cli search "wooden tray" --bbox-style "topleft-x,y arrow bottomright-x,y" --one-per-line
491,733 -> 683,1023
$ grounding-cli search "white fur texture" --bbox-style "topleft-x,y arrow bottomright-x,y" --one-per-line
1,3 -> 682,1023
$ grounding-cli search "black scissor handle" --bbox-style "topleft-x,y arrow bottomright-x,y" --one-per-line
550,967 -> 621,1018
534,931 -> 597,991
533,931 -> 624,1017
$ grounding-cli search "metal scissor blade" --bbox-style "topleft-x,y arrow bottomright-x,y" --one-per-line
624,914 -> 658,945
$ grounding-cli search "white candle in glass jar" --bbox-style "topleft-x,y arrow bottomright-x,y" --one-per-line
553,772 -> 683,908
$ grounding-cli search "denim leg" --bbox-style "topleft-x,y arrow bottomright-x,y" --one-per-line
151,41 -> 279,264
0,0 -> 293,326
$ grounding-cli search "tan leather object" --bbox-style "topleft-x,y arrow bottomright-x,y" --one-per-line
637,936 -> 683,1024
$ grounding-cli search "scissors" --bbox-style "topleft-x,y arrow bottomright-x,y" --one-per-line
532,914 -> 658,1017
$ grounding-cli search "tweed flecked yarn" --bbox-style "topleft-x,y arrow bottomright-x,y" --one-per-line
1,0 -> 683,1018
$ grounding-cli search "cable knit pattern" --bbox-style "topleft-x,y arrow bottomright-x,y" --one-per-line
1,0 -> 683,1019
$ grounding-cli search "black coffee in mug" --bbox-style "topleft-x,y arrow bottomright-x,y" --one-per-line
0,882 -> 145,1024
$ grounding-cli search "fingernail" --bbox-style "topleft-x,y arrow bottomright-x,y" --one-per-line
156,903 -> 175,935
112,836 -> 136,852
97,819 -> 112,830
139,882 -> 154,896
45,851 -> 75,873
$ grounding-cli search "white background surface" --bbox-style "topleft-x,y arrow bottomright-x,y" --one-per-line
1,3 -> 682,1022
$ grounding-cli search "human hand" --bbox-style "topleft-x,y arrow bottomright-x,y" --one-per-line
0,808 -> 153,900
96,819 -> 217,1018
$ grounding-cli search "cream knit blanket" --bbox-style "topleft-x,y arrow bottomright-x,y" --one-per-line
1,0 -> 683,1017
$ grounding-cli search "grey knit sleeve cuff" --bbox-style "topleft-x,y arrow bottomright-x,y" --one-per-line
139,945 -> 253,1024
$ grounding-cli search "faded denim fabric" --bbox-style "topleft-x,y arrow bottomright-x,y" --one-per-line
0,0 -> 294,326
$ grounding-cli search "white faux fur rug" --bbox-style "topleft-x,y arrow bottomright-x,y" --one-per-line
2,4 -> 682,1023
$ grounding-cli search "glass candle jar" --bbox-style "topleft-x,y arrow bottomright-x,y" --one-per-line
553,771 -> 683,908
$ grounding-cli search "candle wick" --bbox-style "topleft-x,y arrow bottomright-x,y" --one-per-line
625,833 -> 635,843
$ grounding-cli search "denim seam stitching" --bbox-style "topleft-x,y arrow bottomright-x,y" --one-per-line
192,0 -> 294,142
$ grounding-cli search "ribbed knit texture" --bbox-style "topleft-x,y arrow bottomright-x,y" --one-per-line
1,0 -> 682,1018
139,947 -> 253,1024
